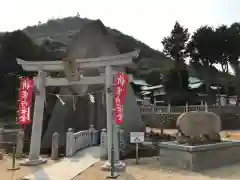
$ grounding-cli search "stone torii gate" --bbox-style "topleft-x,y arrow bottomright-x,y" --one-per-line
16,50 -> 139,165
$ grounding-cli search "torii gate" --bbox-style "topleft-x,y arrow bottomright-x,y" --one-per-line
16,50 -> 139,165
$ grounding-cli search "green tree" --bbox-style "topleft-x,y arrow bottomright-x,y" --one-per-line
225,23 -> 240,105
162,21 -> 190,89
145,70 -> 162,86
187,26 -> 217,97
215,25 -> 231,102
215,25 -> 229,73
163,68 -> 189,105
0,30 -> 56,120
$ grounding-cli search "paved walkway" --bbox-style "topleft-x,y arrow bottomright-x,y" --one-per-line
22,146 -> 101,180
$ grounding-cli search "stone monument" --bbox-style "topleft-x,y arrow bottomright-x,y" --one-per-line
158,111 -> 240,171
176,111 -> 221,145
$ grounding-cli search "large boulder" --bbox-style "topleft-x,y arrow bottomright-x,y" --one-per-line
41,20 -> 144,149
176,112 -> 221,142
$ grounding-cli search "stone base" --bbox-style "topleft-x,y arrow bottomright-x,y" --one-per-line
101,161 -> 126,172
159,141 -> 240,171
20,157 -> 47,166
106,172 -> 119,179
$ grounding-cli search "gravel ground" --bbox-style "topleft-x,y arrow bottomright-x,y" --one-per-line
1,128 -> 240,180
1,152 -> 240,180
0,154 -> 56,180
74,158 -> 240,180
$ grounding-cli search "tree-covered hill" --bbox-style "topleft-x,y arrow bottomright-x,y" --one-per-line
0,16 -> 238,122
22,16 -> 232,81
23,16 -> 168,62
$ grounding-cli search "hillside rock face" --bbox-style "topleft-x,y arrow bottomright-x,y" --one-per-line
41,20 -> 143,149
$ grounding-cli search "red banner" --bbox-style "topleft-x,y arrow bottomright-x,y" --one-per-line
18,77 -> 34,125
114,72 -> 128,125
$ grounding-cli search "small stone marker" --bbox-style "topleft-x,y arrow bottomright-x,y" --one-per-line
66,128 -> 74,157
51,132 -> 60,160
16,129 -> 24,158
0,128 -> 4,160
100,129 -> 107,158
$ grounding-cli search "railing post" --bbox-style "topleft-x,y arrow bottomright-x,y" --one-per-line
205,101 -> 208,112
89,125 -> 95,146
168,103 -> 171,114
79,132 -> 83,149
100,128 -> 108,158
81,132 -> 84,148
0,128 -> 4,150
0,127 -> 2,160
85,131 -> 88,147
82,131 -> 86,148
185,102 -> 188,112
92,129 -> 98,146
84,131 -> 87,147
51,132 -> 59,160
152,97 -> 156,113
151,104 -> 155,113
88,130 -> 91,147
16,129 -> 24,159
66,128 -> 75,157
86,131 -> 89,147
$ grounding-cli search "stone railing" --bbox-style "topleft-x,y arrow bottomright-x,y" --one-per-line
66,125 -> 99,157
66,126 -> 125,158
140,103 -> 213,114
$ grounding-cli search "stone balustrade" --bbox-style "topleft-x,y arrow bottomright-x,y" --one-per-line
66,125 -> 99,157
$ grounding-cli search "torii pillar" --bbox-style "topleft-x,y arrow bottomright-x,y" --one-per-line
21,70 -> 47,165
105,65 -> 119,163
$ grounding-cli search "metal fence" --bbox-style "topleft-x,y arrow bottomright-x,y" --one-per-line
140,104 -> 215,114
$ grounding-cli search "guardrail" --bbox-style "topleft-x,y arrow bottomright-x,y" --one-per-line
66,125 -> 99,157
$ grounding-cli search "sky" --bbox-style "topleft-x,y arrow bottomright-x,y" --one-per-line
0,0 -> 240,51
